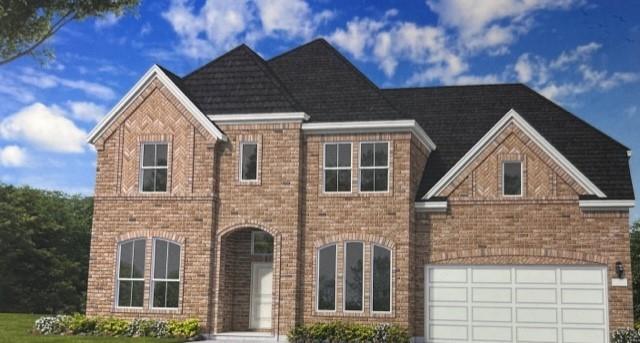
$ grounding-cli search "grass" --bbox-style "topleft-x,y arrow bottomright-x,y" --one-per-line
0,313 -> 185,343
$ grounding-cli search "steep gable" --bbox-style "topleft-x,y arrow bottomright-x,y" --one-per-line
182,45 -> 299,114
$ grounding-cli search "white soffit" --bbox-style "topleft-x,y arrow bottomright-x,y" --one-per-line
414,201 -> 448,212
579,199 -> 634,211
423,108 -> 606,200
301,120 -> 437,151
87,64 -> 227,144
207,112 -> 309,125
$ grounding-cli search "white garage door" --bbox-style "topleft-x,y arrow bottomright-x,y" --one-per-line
425,265 -> 609,343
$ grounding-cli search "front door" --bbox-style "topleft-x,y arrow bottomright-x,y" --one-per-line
249,262 -> 273,330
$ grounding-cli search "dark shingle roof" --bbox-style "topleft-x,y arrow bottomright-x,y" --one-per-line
163,39 -> 633,201
382,85 -> 633,200
181,44 -> 299,114
267,39 -> 404,121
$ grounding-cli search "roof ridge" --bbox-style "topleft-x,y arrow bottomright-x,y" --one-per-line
519,84 -> 630,152
182,44 -> 251,80
382,83 -> 525,91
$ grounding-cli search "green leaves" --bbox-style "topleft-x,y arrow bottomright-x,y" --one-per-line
0,0 -> 140,65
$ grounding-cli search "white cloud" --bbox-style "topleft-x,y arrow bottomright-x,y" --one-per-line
66,101 -> 108,122
0,103 -> 88,153
625,106 -> 638,118
18,68 -> 116,100
0,145 -> 27,167
330,17 -> 386,60
95,13 -> 123,29
255,0 -> 333,40
550,42 -> 601,69
140,22 -> 153,36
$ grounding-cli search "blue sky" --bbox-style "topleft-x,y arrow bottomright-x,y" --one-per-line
0,0 -> 638,221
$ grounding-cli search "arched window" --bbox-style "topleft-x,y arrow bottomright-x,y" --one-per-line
317,244 -> 337,311
116,239 -> 146,308
371,245 -> 392,313
151,239 -> 181,308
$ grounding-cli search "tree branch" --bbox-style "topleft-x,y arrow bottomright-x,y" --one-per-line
0,10 -> 76,66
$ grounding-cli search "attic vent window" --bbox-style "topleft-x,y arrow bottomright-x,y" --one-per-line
502,161 -> 522,196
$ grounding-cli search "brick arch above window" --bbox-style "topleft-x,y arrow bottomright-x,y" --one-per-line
429,248 -> 608,265
217,221 -> 280,241
313,233 -> 395,249
117,230 -> 186,245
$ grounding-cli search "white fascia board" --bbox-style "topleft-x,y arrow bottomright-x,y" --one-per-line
423,108 -> 606,200
414,201 -> 448,212
301,120 -> 437,151
579,199 -> 635,210
87,65 -> 227,144
207,112 -> 309,125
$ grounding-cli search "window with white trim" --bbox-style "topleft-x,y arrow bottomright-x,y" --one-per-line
371,245 -> 391,312
116,239 -> 146,308
324,143 -> 351,192
360,142 -> 389,192
151,239 -> 181,308
344,241 -> 364,311
240,142 -> 258,181
141,143 -> 168,192
502,161 -> 522,196
317,244 -> 336,311
251,231 -> 273,255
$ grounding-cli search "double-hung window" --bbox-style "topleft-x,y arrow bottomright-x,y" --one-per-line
151,239 -> 181,308
317,244 -> 337,311
324,143 -> 351,192
240,142 -> 258,181
360,142 -> 389,192
141,143 -> 168,192
116,239 -> 146,308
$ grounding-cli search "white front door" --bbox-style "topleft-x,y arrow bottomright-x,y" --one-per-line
425,265 -> 609,343
250,262 -> 273,329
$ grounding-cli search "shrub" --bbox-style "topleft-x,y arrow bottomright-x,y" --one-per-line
288,321 -> 409,343
33,315 -> 199,338
611,328 -> 640,343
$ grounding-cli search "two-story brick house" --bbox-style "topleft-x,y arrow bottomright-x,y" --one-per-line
85,39 -> 635,342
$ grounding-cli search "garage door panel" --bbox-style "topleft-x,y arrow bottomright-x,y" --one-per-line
562,308 -> 605,324
515,268 -> 556,284
562,328 -> 605,343
472,268 -> 512,283
472,326 -> 512,342
426,265 -> 608,343
472,307 -> 512,322
429,324 -> 468,340
516,288 -> 557,304
561,289 -> 604,305
516,327 -> 557,343
561,269 -> 603,285
429,306 -> 467,321
430,287 -> 467,302
473,287 -> 512,303
516,308 -> 557,323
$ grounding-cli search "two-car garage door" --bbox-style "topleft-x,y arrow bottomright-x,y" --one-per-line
425,265 -> 608,343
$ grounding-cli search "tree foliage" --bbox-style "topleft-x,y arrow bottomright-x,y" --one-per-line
0,183 -> 93,313
632,219 -> 640,320
0,0 -> 139,65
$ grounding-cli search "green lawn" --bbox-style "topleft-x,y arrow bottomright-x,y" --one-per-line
0,313 -> 185,343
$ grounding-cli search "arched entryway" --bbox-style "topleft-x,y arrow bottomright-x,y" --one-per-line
215,227 -> 276,334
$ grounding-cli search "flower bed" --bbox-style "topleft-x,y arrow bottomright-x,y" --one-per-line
287,322 -> 409,343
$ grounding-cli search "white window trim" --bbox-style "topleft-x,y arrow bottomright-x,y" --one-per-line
150,238 -> 181,310
502,160 -> 523,197
115,239 -> 145,309
251,231 -> 273,256
239,141 -> 259,182
343,241 -> 365,313
139,142 -> 169,193
323,142 -> 352,194
359,141 -> 390,193
316,244 -> 338,313
370,244 -> 393,314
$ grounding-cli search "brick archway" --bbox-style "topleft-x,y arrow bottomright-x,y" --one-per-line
429,248 -> 608,265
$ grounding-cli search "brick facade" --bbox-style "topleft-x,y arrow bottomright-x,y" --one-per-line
86,76 -> 633,339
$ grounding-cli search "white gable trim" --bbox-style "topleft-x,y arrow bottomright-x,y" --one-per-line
423,109 -> 606,199
207,112 -> 309,125
301,120 -> 437,151
579,199 -> 634,211
87,65 -> 227,144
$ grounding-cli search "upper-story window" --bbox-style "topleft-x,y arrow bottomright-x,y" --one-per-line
240,142 -> 258,181
141,143 -> 168,192
360,142 -> 389,192
502,161 -> 522,196
116,239 -> 146,308
151,239 -> 181,308
324,143 -> 351,192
